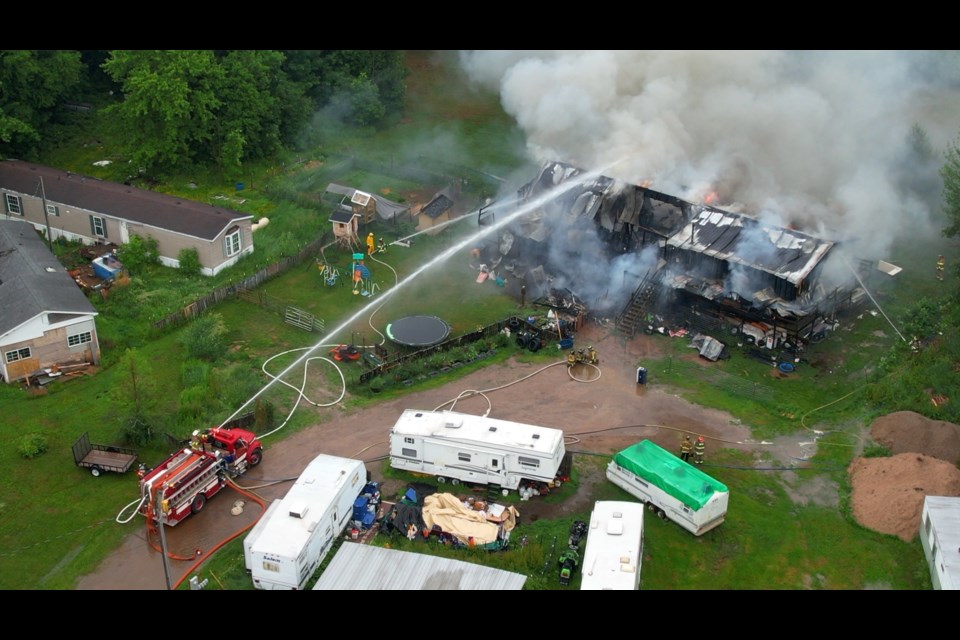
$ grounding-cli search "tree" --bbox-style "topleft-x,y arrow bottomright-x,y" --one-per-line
942,134 -> 960,239
0,50 -> 83,157
111,349 -> 160,446
281,50 -> 407,124
347,73 -> 386,127
102,50 -> 224,174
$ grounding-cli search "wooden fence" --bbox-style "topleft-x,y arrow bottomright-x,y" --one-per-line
151,233 -> 330,332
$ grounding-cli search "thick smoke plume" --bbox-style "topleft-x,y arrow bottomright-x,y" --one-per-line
460,50 -> 960,262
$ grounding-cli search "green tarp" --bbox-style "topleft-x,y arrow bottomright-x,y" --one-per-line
611,440 -> 728,511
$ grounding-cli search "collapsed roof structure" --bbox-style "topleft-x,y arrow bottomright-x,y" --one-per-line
481,161 -> 877,351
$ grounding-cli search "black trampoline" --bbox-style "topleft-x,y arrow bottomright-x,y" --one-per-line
386,315 -> 451,347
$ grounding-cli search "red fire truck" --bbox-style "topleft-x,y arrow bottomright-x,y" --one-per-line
137,426 -> 263,527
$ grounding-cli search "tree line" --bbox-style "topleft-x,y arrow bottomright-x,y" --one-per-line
0,50 -> 407,175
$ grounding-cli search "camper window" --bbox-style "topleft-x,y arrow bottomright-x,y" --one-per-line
458,453 -> 471,462
402,448 -> 417,458
518,456 -> 540,468
404,437 -> 415,444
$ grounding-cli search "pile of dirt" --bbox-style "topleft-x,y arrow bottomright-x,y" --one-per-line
870,411 -> 960,462
847,411 -> 960,541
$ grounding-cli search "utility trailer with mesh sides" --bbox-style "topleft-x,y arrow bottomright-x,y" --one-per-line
606,439 -> 728,536
72,431 -> 138,477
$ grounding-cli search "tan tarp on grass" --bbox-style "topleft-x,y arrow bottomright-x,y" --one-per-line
421,493 -> 519,546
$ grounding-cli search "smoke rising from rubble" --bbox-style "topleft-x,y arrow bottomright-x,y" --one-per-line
460,50 -> 960,263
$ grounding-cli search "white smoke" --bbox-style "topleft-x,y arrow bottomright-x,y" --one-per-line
460,50 -> 960,261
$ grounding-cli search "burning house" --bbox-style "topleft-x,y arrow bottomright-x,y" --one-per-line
484,161 -> 874,352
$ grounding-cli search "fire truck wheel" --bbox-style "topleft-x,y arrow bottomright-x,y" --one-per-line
249,448 -> 263,467
90,466 -> 103,477
191,493 -> 207,514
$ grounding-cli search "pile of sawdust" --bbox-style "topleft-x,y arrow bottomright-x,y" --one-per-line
847,411 -> 960,541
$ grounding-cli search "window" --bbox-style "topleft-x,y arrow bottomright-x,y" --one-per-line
224,227 -> 241,257
46,204 -> 59,217
5,347 -> 31,363
90,215 -> 107,238
458,452 -> 471,462
404,437 -> 414,444
518,455 -> 540,469
401,448 -> 417,458
68,332 -> 92,347
4,194 -> 22,216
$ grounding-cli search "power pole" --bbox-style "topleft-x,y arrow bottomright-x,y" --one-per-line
38,177 -> 53,250
156,486 -> 173,590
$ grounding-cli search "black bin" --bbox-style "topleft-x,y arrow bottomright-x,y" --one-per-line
636,366 -> 647,385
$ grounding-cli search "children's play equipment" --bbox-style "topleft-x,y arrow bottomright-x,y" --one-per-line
351,253 -> 376,296
317,261 -> 341,287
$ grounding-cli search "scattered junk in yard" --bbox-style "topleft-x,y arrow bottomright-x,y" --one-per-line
380,484 -> 519,551
330,344 -> 361,362
568,520 -> 588,549
558,548 -> 579,586
69,244 -> 129,294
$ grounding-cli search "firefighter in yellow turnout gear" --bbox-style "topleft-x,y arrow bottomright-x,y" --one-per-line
680,435 -> 693,462
693,436 -> 706,465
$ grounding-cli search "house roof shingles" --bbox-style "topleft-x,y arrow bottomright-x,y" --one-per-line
0,160 -> 252,241
0,219 -> 96,337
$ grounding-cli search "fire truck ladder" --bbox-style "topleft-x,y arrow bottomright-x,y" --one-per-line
616,271 -> 660,338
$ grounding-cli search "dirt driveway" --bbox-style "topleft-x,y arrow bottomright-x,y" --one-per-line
75,323 -> 817,590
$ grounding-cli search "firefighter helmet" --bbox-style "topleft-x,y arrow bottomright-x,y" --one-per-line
698,436 -> 705,442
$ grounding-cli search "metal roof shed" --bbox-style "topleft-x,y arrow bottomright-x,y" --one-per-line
312,542 -> 527,590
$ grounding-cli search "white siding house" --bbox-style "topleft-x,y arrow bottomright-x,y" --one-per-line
0,219 -> 100,383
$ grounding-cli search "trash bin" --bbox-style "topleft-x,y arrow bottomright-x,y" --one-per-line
636,366 -> 647,385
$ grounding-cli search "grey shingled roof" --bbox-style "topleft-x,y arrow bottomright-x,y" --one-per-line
0,219 -> 96,337
0,160 -> 251,241
312,542 -> 527,590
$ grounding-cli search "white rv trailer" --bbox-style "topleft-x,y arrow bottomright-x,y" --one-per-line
243,454 -> 367,590
580,501 -> 645,590
388,409 -> 567,491
606,439 -> 729,536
